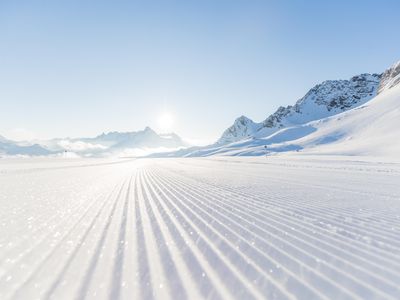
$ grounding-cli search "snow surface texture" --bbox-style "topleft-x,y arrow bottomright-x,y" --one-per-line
1,157 -> 400,299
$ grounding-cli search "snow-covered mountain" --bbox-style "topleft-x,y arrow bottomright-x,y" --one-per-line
176,60 -> 400,158
291,74 -> 400,157
218,73 -> 381,144
38,127 -> 188,157
0,135 -> 52,157
218,116 -> 261,144
0,127 -> 188,157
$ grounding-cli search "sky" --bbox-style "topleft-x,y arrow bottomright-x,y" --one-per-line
1,0 -> 399,144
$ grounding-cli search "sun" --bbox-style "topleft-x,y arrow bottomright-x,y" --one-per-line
158,112 -> 174,132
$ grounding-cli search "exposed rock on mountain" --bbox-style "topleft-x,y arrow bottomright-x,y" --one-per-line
218,73 -> 381,144
183,59 -> 400,158
378,61 -> 400,93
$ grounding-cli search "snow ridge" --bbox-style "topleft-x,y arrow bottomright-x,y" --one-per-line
218,73 -> 381,144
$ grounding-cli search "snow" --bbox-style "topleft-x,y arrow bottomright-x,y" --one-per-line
218,73 -> 380,145
378,60 -> 400,93
190,81 -> 400,159
181,61 -> 400,159
1,156 -> 400,299
1,127 -> 189,158
293,83 -> 400,157
56,140 -> 107,152
218,116 -> 261,144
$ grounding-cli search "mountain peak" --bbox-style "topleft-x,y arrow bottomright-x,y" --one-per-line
218,115 -> 259,144
143,126 -> 157,135
235,115 -> 254,125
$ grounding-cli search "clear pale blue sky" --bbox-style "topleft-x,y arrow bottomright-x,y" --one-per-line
1,0 -> 399,143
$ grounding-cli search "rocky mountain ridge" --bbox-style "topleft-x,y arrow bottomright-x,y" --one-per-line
218,71 -> 384,144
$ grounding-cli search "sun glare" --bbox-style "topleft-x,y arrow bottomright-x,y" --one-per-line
158,113 -> 174,132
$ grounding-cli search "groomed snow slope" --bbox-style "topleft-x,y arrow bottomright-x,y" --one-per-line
1,157 -> 400,299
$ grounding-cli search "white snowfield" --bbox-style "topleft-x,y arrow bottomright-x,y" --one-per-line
1,156 -> 400,299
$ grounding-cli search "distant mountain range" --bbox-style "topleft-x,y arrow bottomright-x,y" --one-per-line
0,135 -> 52,156
160,60 -> 400,158
0,127 -> 188,157
218,73 -> 381,144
